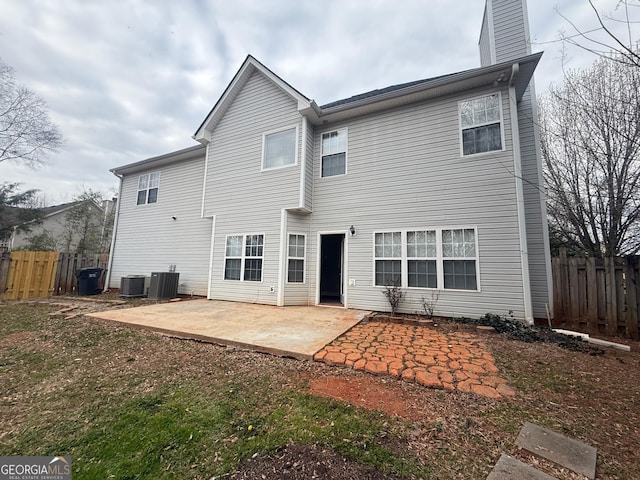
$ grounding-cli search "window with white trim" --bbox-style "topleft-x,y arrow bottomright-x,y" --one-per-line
263,127 -> 297,170
407,230 -> 437,288
373,228 -> 479,291
442,228 -> 477,290
459,93 -> 502,156
224,234 -> 264,281
137,172 -> 160,205
374,232 -> 402,286
321,129 -> 347,177
287,234 -> 305,283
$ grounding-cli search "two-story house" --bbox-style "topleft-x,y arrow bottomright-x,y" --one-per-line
106,0 -> 553,322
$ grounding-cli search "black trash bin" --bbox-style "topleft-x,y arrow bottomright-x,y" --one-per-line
76,268 -> 104,295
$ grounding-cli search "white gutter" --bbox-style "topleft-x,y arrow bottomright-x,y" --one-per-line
207,215 -> 216,299
508,63 -> 533,323
103,174 -> 123,292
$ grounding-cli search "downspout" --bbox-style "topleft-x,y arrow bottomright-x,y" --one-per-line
103,173 -> 123,292
508,63 -> 533,323
207,215 -> 216,299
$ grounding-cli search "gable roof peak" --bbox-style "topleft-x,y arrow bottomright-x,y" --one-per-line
194,54 -> 315,142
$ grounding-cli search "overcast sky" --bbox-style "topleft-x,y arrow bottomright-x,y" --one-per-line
0,0 -> 637,205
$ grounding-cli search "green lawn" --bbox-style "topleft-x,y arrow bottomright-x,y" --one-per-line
0,303 -> 425,479
1,300 -> 639,479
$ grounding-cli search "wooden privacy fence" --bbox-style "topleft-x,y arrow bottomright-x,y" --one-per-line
552,251 -> 640,340
0,251 -> 109,300
3,251 -> 59,300
54,252 -> 109,295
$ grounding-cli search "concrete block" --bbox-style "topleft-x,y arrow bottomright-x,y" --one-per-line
516,422 -> 597,480
487,454 -> 558,480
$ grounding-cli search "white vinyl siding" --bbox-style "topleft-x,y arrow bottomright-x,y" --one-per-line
287,233 -> 305,283
459,93 -> 503,156
137,172 -> 160,205
262,126 -> 298,170
204,71 -> 302,305
321,128 -> 347,177
109,152 -> 211,296
224,234 -> 264,282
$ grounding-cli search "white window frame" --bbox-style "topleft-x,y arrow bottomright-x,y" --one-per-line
373,231 -> 403,287
458,92 -> 505,157
286,233 -> 306,284
441,228 -> 479,291
136,171 -> 160,205
372,227 -> 480,291
407,230 -> 438,289
320,127 -> 348,178
261,125 -> 299,171
223,233 -> 265,282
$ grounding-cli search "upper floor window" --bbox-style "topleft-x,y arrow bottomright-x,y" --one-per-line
459,93 -> 503,156
137,172 -> 160,205
321,129 -> 347,177
263,127 -> 297,170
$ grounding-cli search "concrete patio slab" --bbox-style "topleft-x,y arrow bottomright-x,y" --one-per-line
516,422 -> 597,480
86,299 -> 368,360
487,454 -> 558,480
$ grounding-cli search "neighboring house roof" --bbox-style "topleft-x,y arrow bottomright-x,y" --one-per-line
5,201 -> 97,228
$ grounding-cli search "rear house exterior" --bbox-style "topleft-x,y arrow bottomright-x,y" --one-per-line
107,0 -> 553,323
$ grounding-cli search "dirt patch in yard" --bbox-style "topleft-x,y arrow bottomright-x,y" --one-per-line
229,442 -> 405,479
308,374 -> 425,421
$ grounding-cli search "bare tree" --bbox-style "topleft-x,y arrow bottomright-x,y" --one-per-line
0,183 -> 43,242
557,0 -> 640,68
0,57 -> 63,167
540,54 -> 640,256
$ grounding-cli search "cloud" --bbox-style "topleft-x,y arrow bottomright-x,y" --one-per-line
0,0 -> 637,204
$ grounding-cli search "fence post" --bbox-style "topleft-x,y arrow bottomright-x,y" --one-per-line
586,256 -> 598,333
604,256 -> 618,337
625,256 -> 639,340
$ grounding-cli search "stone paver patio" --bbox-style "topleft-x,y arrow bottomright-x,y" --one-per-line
314,320 -> 515,399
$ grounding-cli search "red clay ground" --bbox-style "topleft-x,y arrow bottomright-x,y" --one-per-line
314,319 -> 515,399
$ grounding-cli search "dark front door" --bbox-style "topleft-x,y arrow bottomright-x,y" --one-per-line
320,234 -> 344,305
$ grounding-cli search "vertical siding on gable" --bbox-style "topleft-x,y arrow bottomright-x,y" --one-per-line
309,87 -> 528,319
109,155 -> 212,295
204,71 -> 304,304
